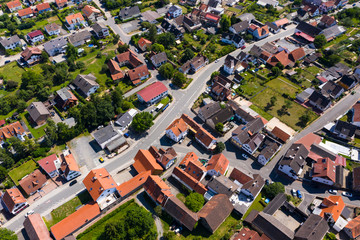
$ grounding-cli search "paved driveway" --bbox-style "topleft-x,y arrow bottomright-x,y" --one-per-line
121,20 -> 140,34
69,135 -> 103,170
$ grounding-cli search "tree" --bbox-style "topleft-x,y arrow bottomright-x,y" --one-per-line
211,71 -> 220,80
16,100 -> 27,113
214,142 -> 225,153
185,192 -> 205,212
0,228 -> 17,240
0,148 -> 14,169
66,44 -> 77,60
117,43 -> 129,53
314,34 -> 327,49
263,182 -> 285,199
104,221 -> 126,240
215,122 -> 224,133
275,62 -> 284,70
220,14 -> 231,32
159,63 -> 174,79
0,166 -> 7,182
45,119 -> 58,145
151,43 -> 165,53
154,205 -> 162,217
270,96 -> 277,106
172,71 -> 187,87
76,61 -> 86,71
41,51 -> 49,62
111,87 -> 124,113
181,48 -> 195,63
125,208 -> 156,239
298,110 -> 311,127
156,32 -> 175,49
5,80 -> 18,91
131,112 -> 154,132
324,233 -> 336,240
271,67 -> 281,77
293,0 -> 302,6
147,24 -> 157,42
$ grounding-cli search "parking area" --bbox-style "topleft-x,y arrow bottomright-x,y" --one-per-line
69,135 -> 104,170
273,208 -> 302,231
120,20 -> 140,34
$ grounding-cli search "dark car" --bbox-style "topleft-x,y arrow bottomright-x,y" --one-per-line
69,180 -> 77,186
124,133 -> 129,138
187,141 -> 192,146
4,60 -> 10,64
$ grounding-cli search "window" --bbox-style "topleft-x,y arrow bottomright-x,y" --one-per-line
89,188 -> 93,191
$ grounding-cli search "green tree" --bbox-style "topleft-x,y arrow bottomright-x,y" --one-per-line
111,87 -> 124,113
185,192 -> 205,212
104,221 -> 126,240
5,80 -> 18,91
220,14 -> 231,32
0,148 -> 14,169
147,24 -> 157,42
131,112 -> 154,132
117,43 -> 129,53
45,119 -> 58,145
16,100 -> 27,113
298,110 -> 311,127
0,166 -> 7,182
324,233 -> 336,240
270,96 -> 277,106
41,51 -> 49,62
314,34 -> 327,49
125,208 -> 156,239
66,43 -> 77,60
214,142 -> 225,153
271,67 -> 281,77
211,71 -> 220,80
275,62 -> 284,70
159,62 -> 174,79
0,228 -> 17,240
154,205 -> 162,217
151,43 -> 165,53
172,71 -> 187,87
263,182 -> 285,199
215,122 -> 224,133
181,48 -> 195,63
156,32 -> 175,49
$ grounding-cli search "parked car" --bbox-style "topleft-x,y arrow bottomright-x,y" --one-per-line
329,189 -> 337,194
297,190 -> 302,199
187,140 -> 192,146
265,179 -> 270,185
25,210 -> 34,218
215,59 -> 219,63
69,180 -> 77,186
99,157 -> 104,163
291,189 -> 296,197
124,132 -> 129,138
4,60 -> 10,64
342,192 -> 353,197
241,46 -> 246,50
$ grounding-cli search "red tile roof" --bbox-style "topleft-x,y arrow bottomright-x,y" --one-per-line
172,167 -> 207,194
313,158 -> 337,183
21,47 -> 42,61
61,153 -> 80,176
27,30 -> 43,39
205,13 -> 220,23
37,154 -> 58,174
271,126 -> 291,142
36,2 -> 50,11
128,65 -> 150,84
137,81 -> 167,103
353,102 -> 360,122
83,168 -> 117,201
229,168 -> 253,184
18,7 -> 33,17
55,0 -> 67,6
0,121 -> 25,142
2,188 -> 27,213
107,59 -> 124,81
65,12 -> 84,25
116,170 -> 151,197
166,118 -> 188,137
138,37 -> 152,48
267,50 -> 290,67
206,153 -> 229,175
115,50 -> 143,68
19,169 -> 47,196
296,133 -> 322,151
0,120 -> 5,126
7,0 -> 21,10
320,196 -> 345,222
23,214 -> 52,240
143,175 -> 173,205
132,149 -> 163,174
82,5 -> 100,18
232,228 -> 270,240
345,215 -> 360,239
274,18 -> 289,27
289,48 -> 306,62
51,202 -> 101,240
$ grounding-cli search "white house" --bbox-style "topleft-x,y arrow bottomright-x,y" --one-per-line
278,143 -> 309,180
44,23 -> 61,36
61,151 -> 81,181
167,5 -> 182,18
166,117 -> 188,142
1,188 -> 29,215
26,30 -> 44,45
114,108 -> 138,131
0,35 -> 22,50
73,73 -> 100,97
65,12 -> 87,30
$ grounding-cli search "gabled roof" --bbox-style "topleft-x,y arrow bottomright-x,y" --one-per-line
206,175 -> 238,197
55,0 -> 67,6
181,114 -> 216,148
199,102 -> 222,120
107,59 -> 124,81
116,170 -> 151,197
132,149 -> 163,174
68,30 -> 92,45
274,18 -> 289,27
294,214 -> 329,240
38,154 -> 58,174
19,169 -> 47,195
289,48 -> 305,62
61,153 -> 80,176
339,75 -> 357,88
231,21 -> 249,33
137,81 -> 167,102
172,167 -> 207,194
36,2 -> 50,12
7,0 -> 21,9
65,12 -> 84,25
73,73 -> 99,94
151,51 -> 168,65
334,120 -> 357,138
27,102 -> 50,123
166,117 -> 188,137
23,214 -> 52,240
308,90 -> 331,109
21,47 -> 42,61
138,37 -> 152,48
296,21 -> 322,38
206,153 -> 229,175
128,65 -> 150,84
143,175 -> 173,205
82,168 -> 117,201
238,13 -> 255,22
345,215 -> 360,239
267,50 -> 290,67
92,22 -> 107,33
45,23 -> 61,33
18,7 -> 33,17
320,15 -> 336,26
232,228 -> 270,240
2,188 -> 27,213
0,121 -> 25,142
229,167 -> 253,184
279,143 -> 309,173
82,5 -> 100,18
119,6 -> 140,19
27,30 -> 43,39
0,35 -> 21,47
320,195 -> 345,222
93,124 -> 120,146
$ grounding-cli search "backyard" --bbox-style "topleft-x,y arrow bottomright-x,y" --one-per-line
21,112 -> 48,139
8,160 -> 38,185
266,77 -> 301,98
20,16 -> 63,35
241,193 -> 266,220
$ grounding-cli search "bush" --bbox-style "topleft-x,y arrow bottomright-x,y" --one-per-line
262,182 -> 285,199
185,192 -> 205,212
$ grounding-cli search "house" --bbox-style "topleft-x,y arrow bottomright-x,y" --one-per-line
333,120 -> 356,140
1,188 -> 28,215
44,23 -> 61,36
141,10 -> 161,24
179,54 -> 208,74
35,2 -> 51,14
116,170 -> 150,200
231,118 -> 265,155
60,152 -> 81,181
23,214 -> 52,240
43,37 -> 67,56
320,81 -> 344,99
137,81 -> 168,105
83,168 -> 117,206
27,102 -> 50,126
198,194 -> 234,233
0,121 -> 26,145
50,202 -> 100,240
319,15 -> 336,28
229,168 -> 265,200
119,6 -> 140,21
149,146 -> 177,170
198,102 -> 222,122
68,30 -> 92,47
221,33 -> 245,48
294,214 -> 329,240
278,143 -> 309,180
248,24 -> 269,40
168,5 -> 182,18
206,153 -> 229,177
115,50 -> 143,68
257,137 -> 281,165
73,73 -> 99,97
234,107 -> 256,124
344,215 -> 360,239
230,21 -> 249,35
7,0 -> 22,12
266,21 -> 280,34
244,210 -> 294,240
223,55 -> 240,75
339,75 -> 358,90
238,13 -> 255,23
138,37 -> 152,51
351,102 -> 360,127
18,7 -> 33,19
205,105 -> 234,130
55,0 -> 67,9
311,158 -> 342,186
92,22 -> 109,39
19,169 -> 47,196
82,5 -> 102,21
321,25 -> 346,41
257,0 -> 278,7
0,35 -> 22,50
274,18 -> 289,28
93,124 -> 127,152
205,175 -> 238,199
115,108 -> 137,131
20,47 -> 42,65
308,91 -> 332,111
107,59 -> 124,81
65,13 -> 87,30
295,21 -> 322,42
166,117 -> 188,142
151,51 -> 168,68
128,65 -> 150,85
210,75 -> 234,101
132,148 -> 164,175
54,87 -> 78,110
37,154 -> 61,178
183,16 -> 202,32
231,228 -> 269,240
144,175 -> 173,205
26,30 -> 44,44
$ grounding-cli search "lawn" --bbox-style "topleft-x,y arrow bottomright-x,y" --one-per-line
346,159 -> 360,171
44,191 -> 92,229
287,195 -> 302,206
8,160 -> 38,185
20,16 -> 62,35
237,72 -> 265,98
0,62 -> 25,83
305,66 -> 321,75
266,77 -> 301,98
21,112 -> 48,139
251,88 -> 318,130
242,193 -> 266,220
249,104 -> 273,121
159,96 -> 170,105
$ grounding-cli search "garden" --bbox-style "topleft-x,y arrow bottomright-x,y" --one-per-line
8,160 -> 37,185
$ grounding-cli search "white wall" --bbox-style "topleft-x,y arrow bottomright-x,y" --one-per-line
312,177 -> 334,186
278,165 -> 299,180
96,187 -> 117,203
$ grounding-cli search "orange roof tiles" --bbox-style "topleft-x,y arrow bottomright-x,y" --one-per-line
116,171 -> 151,197
274,18 -> 289,27
229,168 -> 253,184
289,48 -> 306,62
37,154 -> 58,174
353,102 -> 360,122
18,7 -> 33,17
83,168 -> 117,201
82,5 -> 100,18
51,202 -> 100,240
312,158 -> 337,183
296,133 -> 322,151
138,37 -> 152,48
23,214 -> 52,240
7,0 -> 21,10
267,50 -> 290,67
65,12 -> 84,25
166,118 -> 188,137
345,215 -> 360,238
55,0 -> 67,6
36,2 -> 50,12
61,153 -> 80,176
19,169 -> 47,196
21,47 -> 42,61
206,153 -> 229,175
271,126 -> 291,142
132,149 -> 163,174
0,121 -> 25,142
107,59 -> 124,81
144,175 -> 173,205
172,167 -> 207,194
128,65 -> 149,84
2,188 -> 27,213
320,195 -> 345,222
115,50 -> 143,68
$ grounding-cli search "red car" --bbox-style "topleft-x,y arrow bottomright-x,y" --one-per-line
241,46 -> 246,50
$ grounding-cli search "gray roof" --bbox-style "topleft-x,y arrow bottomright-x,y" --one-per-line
231,21 -> 249,33
198,102 -> 222,120
241,174 -> 264,197
206,105 -> 234,128
321,25 -> 346,40
235,107 -> 256,123
119,6 -> 140,19
206,175 -> 238,197
105,135 -> 127,151
73,73 -> 99,95
237,13 -> 255,22
115,112 -> 133,127
156,4 -> 171,16
141,10 -> 161,22
279,143 -> 309,173
0,35 -> 21,47
334,120 -> 357,138
91,22 -> 108,33
43,37 -> 67,54
232,118 -> 264,140
168,4 -> 182,13
263,193 -> 286,215
45,23 -> 60,32
297,88 -> 314,101
261,42 -> 278,54
27,102 -> 50,122
259,137 -> 280,160
68,30 -> 92,45
309,143 -> 336,161
93,125 -> 120,146
151,52 -> 168,65
56,87 -> 72,101
294,214 -> 329,240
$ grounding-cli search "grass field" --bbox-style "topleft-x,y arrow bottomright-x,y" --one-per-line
21,112 -> 48,139
242,193 -> 265,220
251,88 -> 318,130
20,16 -> 63,35
0,62 -> 26,83
44,191 -> 92,229
266,77 -> 301,98
8,160 -> 38,185
249,104 -> 273,121
305,66 -> 322,75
